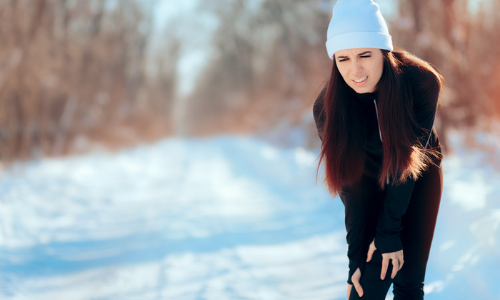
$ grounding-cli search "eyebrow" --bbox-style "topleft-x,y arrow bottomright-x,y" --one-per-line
337,51 -> 372,59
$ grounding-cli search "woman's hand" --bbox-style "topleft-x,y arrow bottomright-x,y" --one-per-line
347,267 -> 363,299
366,238 -> 404,280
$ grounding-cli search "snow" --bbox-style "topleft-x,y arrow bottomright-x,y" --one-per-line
0,131 -> 499,299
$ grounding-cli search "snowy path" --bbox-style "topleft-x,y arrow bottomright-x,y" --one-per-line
0,133 -> 499,299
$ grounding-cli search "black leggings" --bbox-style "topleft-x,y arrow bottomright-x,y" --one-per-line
346,161 -> 443,300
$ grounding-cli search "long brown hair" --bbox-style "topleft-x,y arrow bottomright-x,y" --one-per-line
316,49 -> 444,196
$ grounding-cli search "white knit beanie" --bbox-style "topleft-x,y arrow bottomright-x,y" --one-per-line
326,0 -> 393,60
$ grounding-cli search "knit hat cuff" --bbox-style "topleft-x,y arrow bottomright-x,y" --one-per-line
326,31 -> 393,59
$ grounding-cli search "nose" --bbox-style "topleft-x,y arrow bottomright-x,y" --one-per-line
351,59 -> 363,75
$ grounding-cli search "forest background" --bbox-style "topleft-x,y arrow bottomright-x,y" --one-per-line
0,0 -> 498,163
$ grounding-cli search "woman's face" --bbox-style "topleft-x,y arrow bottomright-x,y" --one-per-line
334,48 -> 384,94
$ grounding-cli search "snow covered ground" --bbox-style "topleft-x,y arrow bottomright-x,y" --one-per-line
0,130 -> 499,300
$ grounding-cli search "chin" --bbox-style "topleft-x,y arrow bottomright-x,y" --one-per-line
352,86 -> 372,93
351,86 -> 369,94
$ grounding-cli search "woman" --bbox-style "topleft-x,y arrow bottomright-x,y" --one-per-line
312,1 -> 444,299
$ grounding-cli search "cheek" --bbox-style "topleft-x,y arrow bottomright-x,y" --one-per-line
376,63 -> 384,81
368,61 -> 383,81
376,59 -> 384,75
337,65 -> 350,82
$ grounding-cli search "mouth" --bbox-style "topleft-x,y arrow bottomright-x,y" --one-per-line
352,76 -> 368,85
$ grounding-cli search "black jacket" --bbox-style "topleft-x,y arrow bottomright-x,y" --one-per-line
312,65 -> 442,284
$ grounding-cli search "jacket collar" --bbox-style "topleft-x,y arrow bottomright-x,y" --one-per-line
355,90 -> 379,103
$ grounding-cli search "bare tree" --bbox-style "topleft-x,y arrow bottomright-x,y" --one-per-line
182,0 -> 331,135
0,0 -> 171,165
390,0 -> 500,152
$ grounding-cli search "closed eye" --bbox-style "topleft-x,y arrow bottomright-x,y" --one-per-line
338,55 -> 371,62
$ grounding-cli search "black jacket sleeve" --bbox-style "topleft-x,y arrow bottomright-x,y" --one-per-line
341,179 -> 375,285
374,70 -> 441,254
313,83 -> 370,285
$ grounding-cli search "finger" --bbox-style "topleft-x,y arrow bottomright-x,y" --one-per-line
353,279 -> 364,297
391,259 -> 399,278
366,247 -> 374,262
381,258 -> 389,280
347,284 -> 352,300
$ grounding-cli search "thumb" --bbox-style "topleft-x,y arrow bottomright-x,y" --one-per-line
353,277 -> 364,297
